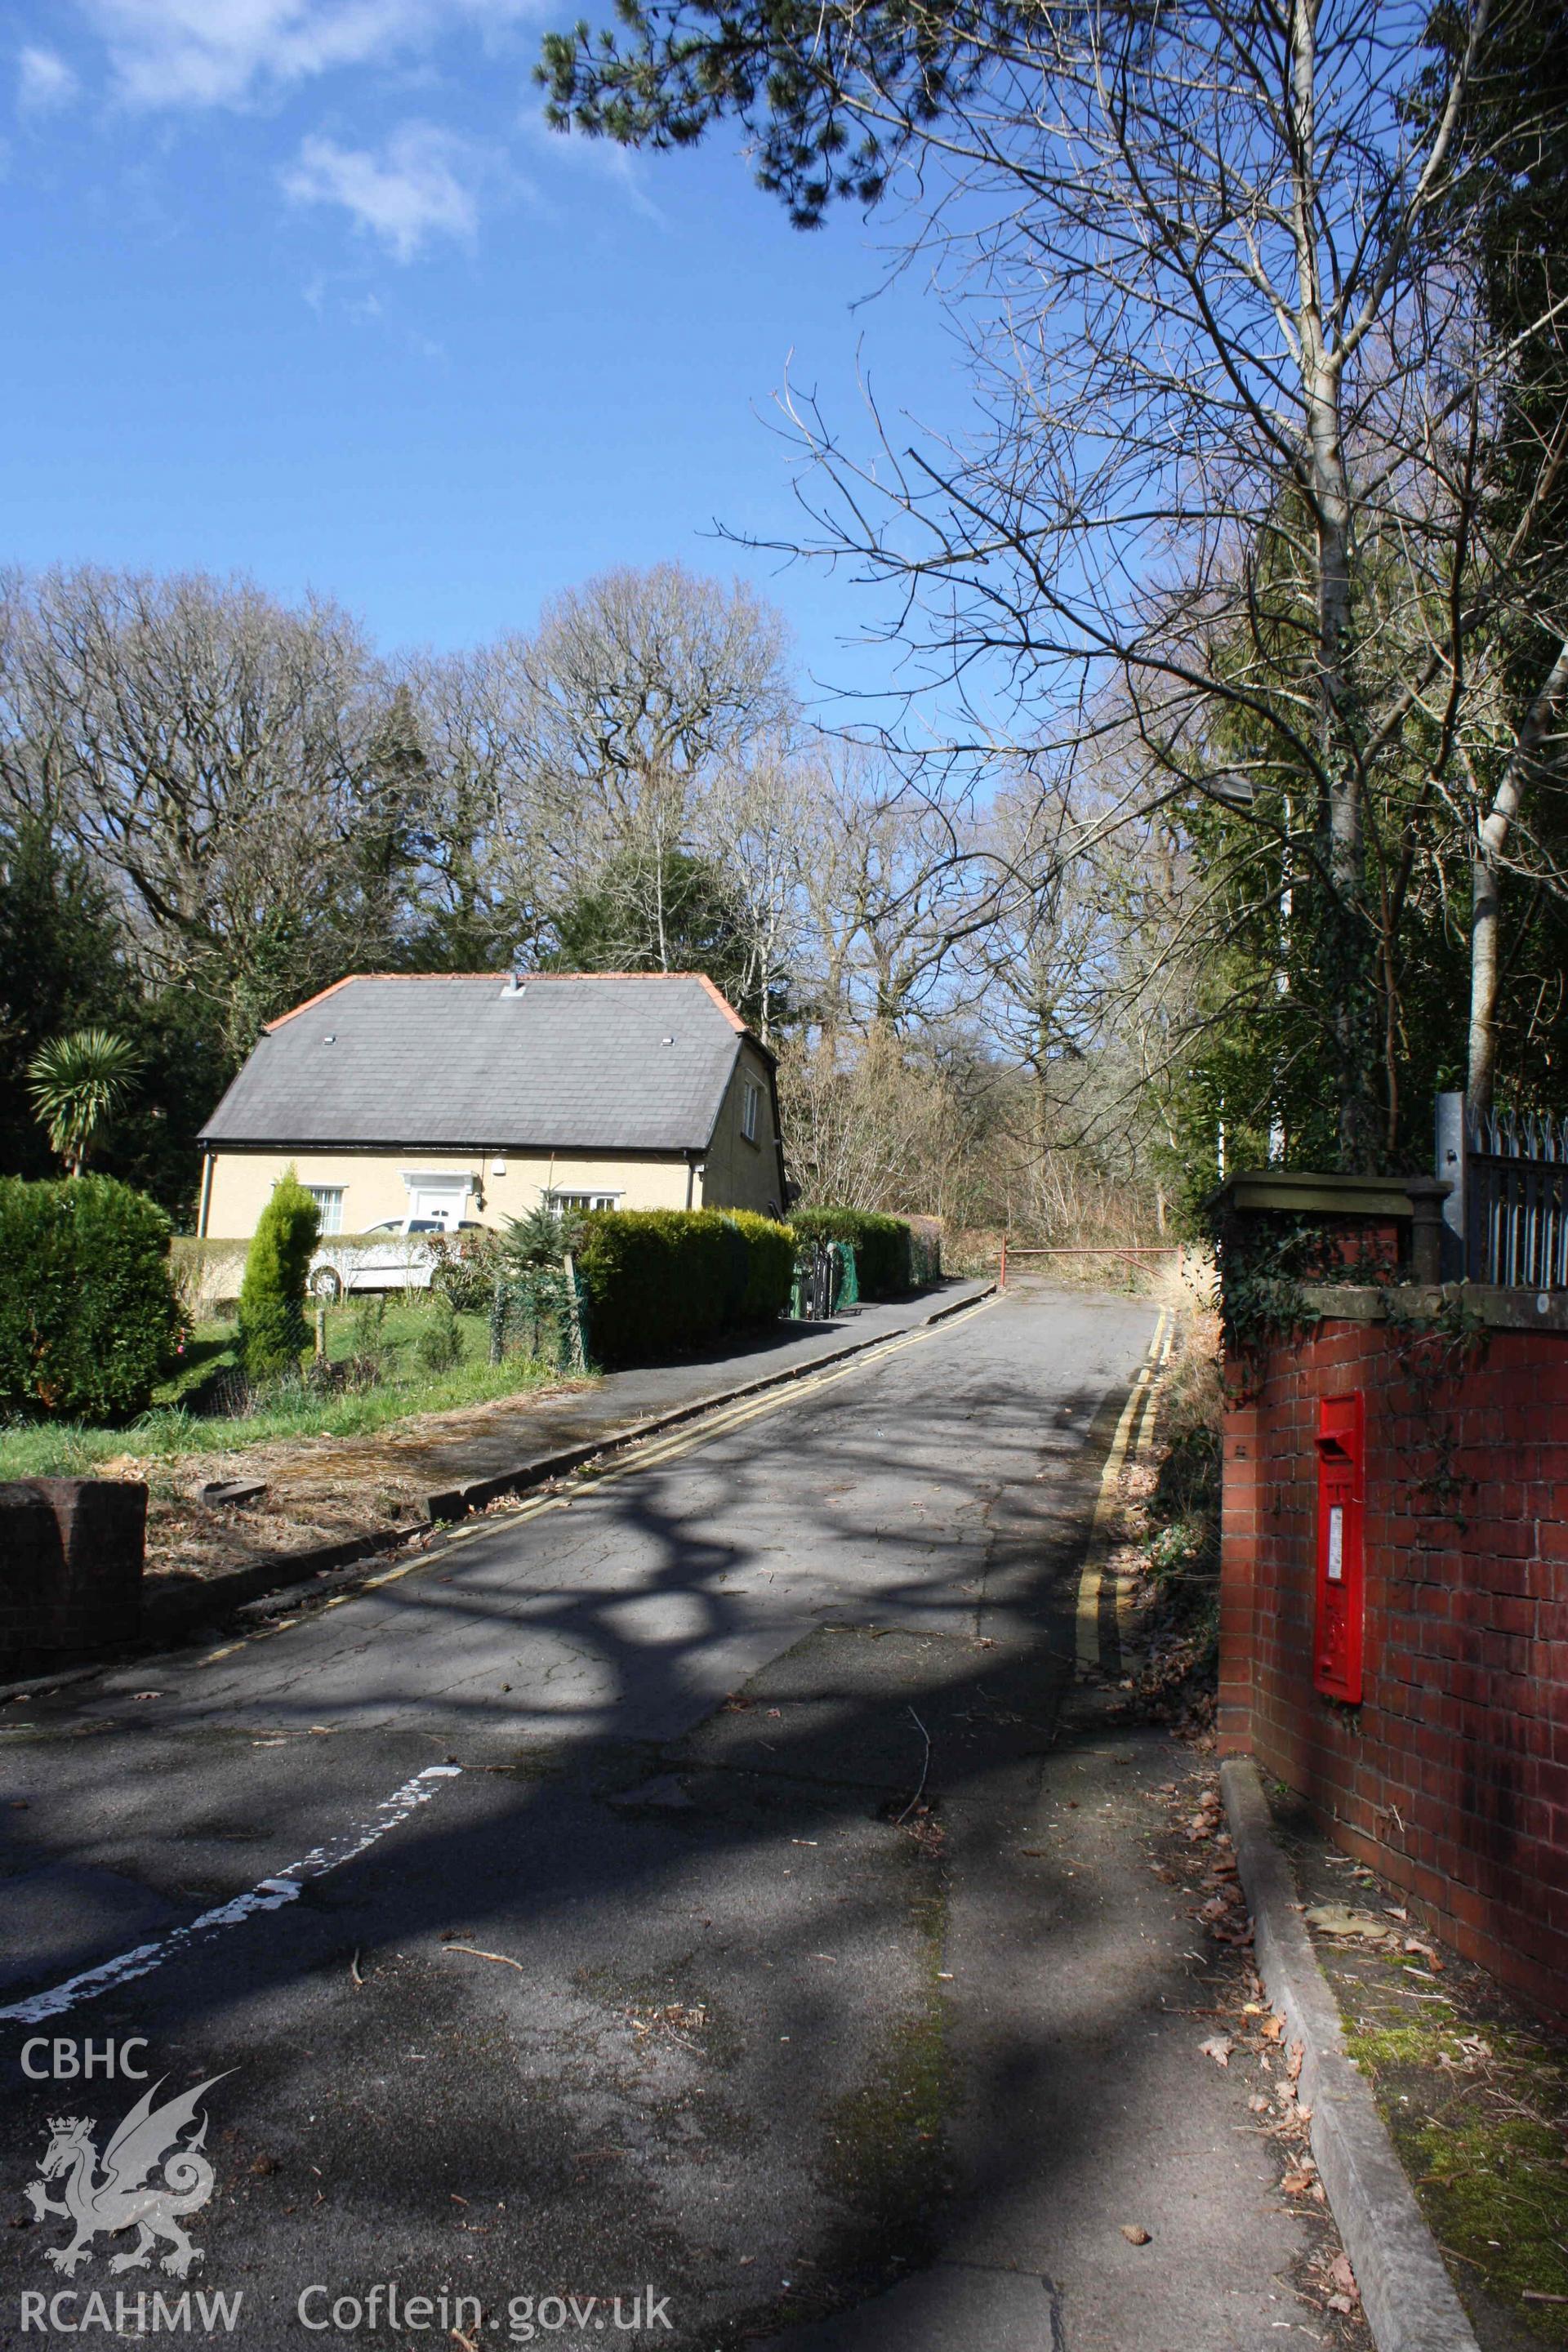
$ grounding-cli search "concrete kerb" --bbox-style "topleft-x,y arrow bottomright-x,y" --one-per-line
1,1283 -> 998,1699
1221,1757 -> 1480,2352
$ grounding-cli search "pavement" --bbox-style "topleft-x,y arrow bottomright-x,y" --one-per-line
0,1281 -> 1333,2350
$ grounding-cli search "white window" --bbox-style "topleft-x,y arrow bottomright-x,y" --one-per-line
549,1189 -> 621,1213
306,1186 -> 345,1234
741,1079 -> 761,1143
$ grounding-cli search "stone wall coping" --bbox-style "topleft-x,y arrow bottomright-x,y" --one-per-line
1209,1169 -> 1414,1219
1298,1281 -> 1568,1332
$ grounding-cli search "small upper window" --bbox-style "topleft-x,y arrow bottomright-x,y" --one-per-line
741,1079 -> 761,1143
549,1190 -> 621,1213
306,1186 -> 345,1235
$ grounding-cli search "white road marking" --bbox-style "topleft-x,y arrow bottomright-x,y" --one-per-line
0,1763 -> 461,2025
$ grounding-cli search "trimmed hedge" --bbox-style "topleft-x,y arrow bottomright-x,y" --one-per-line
726,1209 -> 799,1325
574,1208 -> 795,1368
167,1236 -> 250,1319
0,1175 -> 179,1422
790,1208 -> 920,1298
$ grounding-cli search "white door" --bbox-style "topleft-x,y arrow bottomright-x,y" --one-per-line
405,1178 -> 470,1227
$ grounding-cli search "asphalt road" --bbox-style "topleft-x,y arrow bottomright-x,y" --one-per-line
0,1285 -> 1321,2351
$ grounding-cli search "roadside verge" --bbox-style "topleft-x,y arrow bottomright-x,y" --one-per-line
1223,1757 -> 1481,2352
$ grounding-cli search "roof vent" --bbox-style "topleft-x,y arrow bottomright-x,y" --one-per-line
323,1032 -> 336,1044
501,974 -> 525,999
661,1036 -> 675,1045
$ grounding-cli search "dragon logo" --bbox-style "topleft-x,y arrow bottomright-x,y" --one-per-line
25,2074 -> 229,2278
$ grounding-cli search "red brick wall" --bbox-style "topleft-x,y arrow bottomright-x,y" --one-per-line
1220,1317 -> 1568,2017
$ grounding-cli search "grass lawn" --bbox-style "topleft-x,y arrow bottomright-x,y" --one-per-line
0,1296 -> 569,1481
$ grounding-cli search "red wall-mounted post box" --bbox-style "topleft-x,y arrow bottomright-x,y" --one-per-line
1314,1392 -> 1365,1703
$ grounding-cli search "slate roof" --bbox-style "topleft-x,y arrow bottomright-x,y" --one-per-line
199,973 -> 760,1152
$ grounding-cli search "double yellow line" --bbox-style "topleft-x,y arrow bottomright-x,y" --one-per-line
1074,1307 -> 1174,1672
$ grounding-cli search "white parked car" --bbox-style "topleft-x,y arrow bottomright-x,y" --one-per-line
307,1217 -> 482,1301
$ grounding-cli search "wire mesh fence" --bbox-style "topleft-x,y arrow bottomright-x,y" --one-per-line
488,1261 -> 590,1372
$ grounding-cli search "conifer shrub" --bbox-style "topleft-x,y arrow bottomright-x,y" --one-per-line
415,1291 -> 465,1374
236,1168 -> 320,1380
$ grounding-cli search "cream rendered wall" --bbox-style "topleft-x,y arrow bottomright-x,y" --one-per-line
700,1043 -> 784,1216
203,1148 -> 695,1239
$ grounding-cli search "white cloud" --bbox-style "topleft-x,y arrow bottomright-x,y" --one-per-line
515,108 -> 664,225
281,121 -> 483,259
77,1 -> 527,111
18,45 -> 79,109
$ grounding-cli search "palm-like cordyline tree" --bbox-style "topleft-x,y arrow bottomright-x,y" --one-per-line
27,1028 -> 142,1177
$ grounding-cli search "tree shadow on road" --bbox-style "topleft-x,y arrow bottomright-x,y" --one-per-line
0,1297 -> 1260,2349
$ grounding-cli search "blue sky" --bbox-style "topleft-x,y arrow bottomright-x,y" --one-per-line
1,2 -> 969,714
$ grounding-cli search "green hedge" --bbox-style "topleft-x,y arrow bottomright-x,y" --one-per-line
167,1236 -> 251,1318
790,1209 -> 920,1298
726,1209 -> 799,1325
574,1208 -> 795,1368
0,1176 -> 179,1422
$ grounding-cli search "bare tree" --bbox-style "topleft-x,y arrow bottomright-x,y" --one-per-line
399,644 -> 547,969
0,568 -> 390,1050
509,564 -> 795,938
545,0 -> 1568,1155
697,732 -> 817,1040
796,740 -> 977,1032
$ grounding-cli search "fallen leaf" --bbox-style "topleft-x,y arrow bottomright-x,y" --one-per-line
1286,2042 -> 1303,2082
1303,1903 -> 1396,1944
1330,2254 -> 1358,2300
1120,2225 -> 1152,2246
1261,2014 -> 1285,2042
1199,2035 -> 1233,2067
1402,1936 -> 1444,1968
